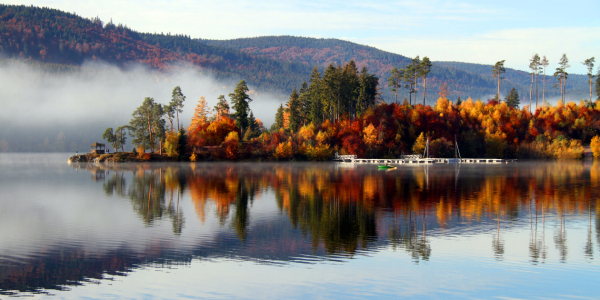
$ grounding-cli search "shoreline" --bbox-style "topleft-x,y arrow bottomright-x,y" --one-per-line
66,152 -> 592,164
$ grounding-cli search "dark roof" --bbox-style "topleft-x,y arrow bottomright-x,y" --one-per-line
91,142 -> 105,147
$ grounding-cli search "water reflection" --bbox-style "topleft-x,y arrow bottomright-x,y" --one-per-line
1,160 -> 600,296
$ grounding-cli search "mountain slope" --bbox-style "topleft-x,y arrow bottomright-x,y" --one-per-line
202,36 -> 589,103
436,61 -> 589,102
0,4 -> 311,94
0,4 -> 589,104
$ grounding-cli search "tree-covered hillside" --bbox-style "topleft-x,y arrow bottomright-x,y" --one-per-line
437,61 -> 589,102
202,36 -> 589,103
0,4 -> 311,94
0,4 -> 590,104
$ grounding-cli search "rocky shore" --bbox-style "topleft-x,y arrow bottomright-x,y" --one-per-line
67,152 -> 178,163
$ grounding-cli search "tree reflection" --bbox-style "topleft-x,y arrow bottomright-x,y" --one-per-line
76,161 -> 599,261
99,165 -> 186,234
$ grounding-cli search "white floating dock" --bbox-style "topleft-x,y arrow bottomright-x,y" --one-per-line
333,154 -> 513,164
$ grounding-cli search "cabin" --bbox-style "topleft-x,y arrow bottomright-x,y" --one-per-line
91,142 -> 105,154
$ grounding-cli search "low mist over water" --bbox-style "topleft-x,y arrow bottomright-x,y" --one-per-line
0,59 -> 284,152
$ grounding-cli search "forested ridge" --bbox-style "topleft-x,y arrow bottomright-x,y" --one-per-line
200,36 -> 590,102
0,4 -> 590,103
0,4 -> 312,93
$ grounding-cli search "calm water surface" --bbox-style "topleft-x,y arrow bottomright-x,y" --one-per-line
0,153 -> 599,299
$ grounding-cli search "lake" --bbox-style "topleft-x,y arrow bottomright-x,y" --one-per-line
0,153 -> 598,299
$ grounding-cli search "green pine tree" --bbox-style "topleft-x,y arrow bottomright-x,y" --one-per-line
275,104 -> 284,130
505,88 -> 520,108
229,80 -> 252,134
288,88 -> 301,132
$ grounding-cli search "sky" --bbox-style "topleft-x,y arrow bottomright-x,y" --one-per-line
5,0 -> 600,74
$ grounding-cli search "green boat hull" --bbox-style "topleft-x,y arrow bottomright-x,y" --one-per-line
378,165 -> 396,169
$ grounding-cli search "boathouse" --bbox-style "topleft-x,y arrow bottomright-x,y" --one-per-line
91,142 -> 105,154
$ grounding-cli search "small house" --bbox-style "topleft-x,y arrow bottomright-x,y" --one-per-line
91,142 -> 105,154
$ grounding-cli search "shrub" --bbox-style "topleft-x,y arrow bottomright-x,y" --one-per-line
222,131 -> 239,160
485,135 -> 506,158
306,144 -> 332,161
430,137 -> 454,158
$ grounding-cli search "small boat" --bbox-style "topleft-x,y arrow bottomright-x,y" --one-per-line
378,165 -> 397,170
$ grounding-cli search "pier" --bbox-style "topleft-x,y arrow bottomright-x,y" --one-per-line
333,153 -> 513,164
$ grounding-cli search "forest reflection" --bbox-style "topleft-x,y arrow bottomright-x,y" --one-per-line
80,161 -> 600,261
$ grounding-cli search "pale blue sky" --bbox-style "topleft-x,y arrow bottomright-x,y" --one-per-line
6,0 -> 600,74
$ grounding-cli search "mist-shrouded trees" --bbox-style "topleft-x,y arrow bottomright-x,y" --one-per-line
244,111 -> 260,141
554,54 -> 570,102
214,95 -> 230,120
102,126 -> 128,152
130,97 -> 166,153
274,104 -> 285,130
505,88 -> 520,108
288,88 -> 301,132
102,128 -> 117,152
582,57 -> 595,102
492,60 -> 506,101
170,86 -> 186,131
229,80 -> 253,134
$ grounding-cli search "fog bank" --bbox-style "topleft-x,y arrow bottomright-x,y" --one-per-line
0,59 -> 284,152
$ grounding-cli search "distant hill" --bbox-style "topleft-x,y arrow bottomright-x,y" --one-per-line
0,4 -> 312,94
0,4 -> 589,104
201,36 -> 590,103
436,61 -> 589,103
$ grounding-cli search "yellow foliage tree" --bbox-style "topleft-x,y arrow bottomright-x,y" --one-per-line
298,123 -> 316,141
316,130 -> 328,145
591,136 -> 600,158
305,144 -> 332,161
188,96 -> 211,131
363,123 -> 378,146
274,141 -> 293,160
164,131 -> 180,158
412,132 -> 426,154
